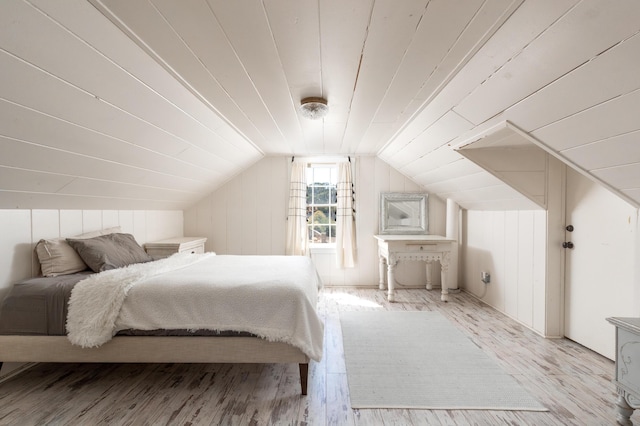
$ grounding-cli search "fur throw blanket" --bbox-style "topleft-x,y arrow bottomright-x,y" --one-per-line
66,252 -> 216,347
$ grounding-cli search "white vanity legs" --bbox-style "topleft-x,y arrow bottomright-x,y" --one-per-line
376,235 -> 454,303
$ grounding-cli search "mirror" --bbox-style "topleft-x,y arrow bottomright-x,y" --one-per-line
379,192 -> 428,235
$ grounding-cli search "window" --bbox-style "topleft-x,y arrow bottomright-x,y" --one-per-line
306,164 -> 337,244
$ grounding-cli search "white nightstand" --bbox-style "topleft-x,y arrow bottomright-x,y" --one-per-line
144,237 -> 207,260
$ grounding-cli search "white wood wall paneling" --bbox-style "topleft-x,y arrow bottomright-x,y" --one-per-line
151,0 -> 287,154
300,120 -> 326,156
434,20 -> 640,209
354,157 -> 377,286
0,100 -> 220,183
319,0 -> 372,153
533,89 -> 640,152
380,0 -> 579,159
263,1 -> 323,153
463,209 -> 547,332
532,207 -> 548,333
340,0 -> 428,153
0,168 -> 73,193
225,177 -> 243,255
240,165 -> 258,255
516,211 -> 535,327
208,1 -> 301,154
504,211 -> 520,319
415,159 -> 485,186
424,172 -> 501,195
253,159 -> 272,255
210,185 -> 228,254
490,211 -> 507,313
56,178 -> 196,204
440,183 -> 532,206
265,2 -> 321,100
0,51 -> 226,174
0,192 -> 185,211
482,211 -> 500,309
462,198 -> 541,212
4,2 -> 247,167
503,32 -> 640,133
372,0 -> 484,124
372,0 -> 523,154
270,157 -> 287,255
594,164 -> 640,196
58,0 -> 250,154
95,0 -> 268,152
0,137 -> 210,194
565,131 -> 640,171
400,146 -> 463,178
453,0 -> 639,125
410,0 -> 524,108
34,0 -> 258,157
387,111 -> 473,165
271,157 -> 287,254
0,211 -> 32,295
463,210 -> 490,306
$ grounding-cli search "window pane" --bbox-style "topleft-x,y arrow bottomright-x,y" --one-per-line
314,167 -> 331,184
311,206 -> 330,224
314,185 -> 330,204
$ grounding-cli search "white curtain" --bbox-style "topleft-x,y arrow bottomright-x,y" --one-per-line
336,161 -> 357,267
285,161 -> 308,256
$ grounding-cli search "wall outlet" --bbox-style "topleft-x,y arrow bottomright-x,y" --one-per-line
481,271 -> 491,284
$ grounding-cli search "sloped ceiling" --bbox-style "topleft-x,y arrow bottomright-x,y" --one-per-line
1,0 -> 639,210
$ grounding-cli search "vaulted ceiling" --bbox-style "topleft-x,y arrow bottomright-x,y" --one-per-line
1,0 -> 639,210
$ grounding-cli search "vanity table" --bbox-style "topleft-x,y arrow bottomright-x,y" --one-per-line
374,235 -> 456,302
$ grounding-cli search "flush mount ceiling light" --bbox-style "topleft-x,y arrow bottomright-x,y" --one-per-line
299,97 -> 328,120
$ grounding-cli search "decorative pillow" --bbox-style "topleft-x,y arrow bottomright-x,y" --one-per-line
35,226 -> 122,277
66,233 -> 153,273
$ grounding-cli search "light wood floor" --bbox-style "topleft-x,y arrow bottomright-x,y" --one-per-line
0,287 -> 631,425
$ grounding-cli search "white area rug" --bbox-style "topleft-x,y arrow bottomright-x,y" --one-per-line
340,311 -> 547,410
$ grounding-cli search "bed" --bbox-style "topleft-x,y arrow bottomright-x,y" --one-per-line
0,230 -> 323,395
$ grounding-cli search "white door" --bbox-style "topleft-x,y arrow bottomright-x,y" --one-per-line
564,168 -> 638,359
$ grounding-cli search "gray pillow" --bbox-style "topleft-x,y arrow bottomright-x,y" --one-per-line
35,226 -> 122,277
67,233 -> 153,273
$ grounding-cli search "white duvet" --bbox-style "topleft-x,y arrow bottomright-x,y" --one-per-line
66,253 -> 324,361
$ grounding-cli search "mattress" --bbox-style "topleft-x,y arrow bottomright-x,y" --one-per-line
0,272 -> 91,335
0,272 -> 249,337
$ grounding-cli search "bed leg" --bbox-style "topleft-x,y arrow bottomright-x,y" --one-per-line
298,363 -> 308,396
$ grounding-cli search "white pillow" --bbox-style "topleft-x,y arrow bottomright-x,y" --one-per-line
35,226 -> 122,277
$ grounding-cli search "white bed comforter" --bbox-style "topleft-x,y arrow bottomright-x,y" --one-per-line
66,253 -> 324,361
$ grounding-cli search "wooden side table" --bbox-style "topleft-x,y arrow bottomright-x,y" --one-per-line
144,237 -> 207,260
607,317 -> 640,425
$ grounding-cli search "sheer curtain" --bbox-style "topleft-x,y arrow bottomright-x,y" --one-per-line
336,160 -> 357,267
285,161 -> 308,256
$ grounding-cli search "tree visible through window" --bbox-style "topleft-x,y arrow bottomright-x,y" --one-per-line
306,165 -> 337,244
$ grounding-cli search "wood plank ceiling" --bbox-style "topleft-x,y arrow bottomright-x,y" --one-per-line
0,0 -> 639,210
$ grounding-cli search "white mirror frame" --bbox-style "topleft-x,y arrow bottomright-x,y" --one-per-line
379,192 -> 429,235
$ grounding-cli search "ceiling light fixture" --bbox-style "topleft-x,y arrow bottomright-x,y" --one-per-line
299,97 -> 328,120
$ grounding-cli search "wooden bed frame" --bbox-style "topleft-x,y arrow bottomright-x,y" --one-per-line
0,335 -> 309,395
